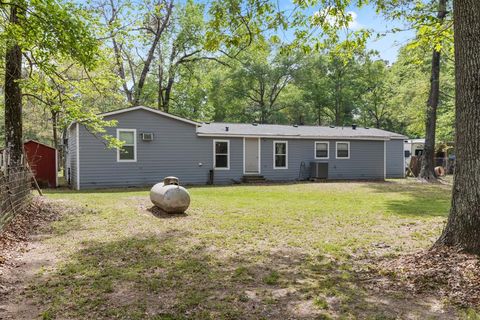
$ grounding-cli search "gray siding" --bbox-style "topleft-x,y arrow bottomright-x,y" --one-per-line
386,139 -> 405,178
79,110 -> 212,188
74,109 -> 403,189
260,139 -> 385,181
205,137 -> 244,184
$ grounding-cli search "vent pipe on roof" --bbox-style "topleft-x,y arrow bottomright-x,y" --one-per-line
225,126 -> 229,131
329,125 -> 335,128
252,123 -> 258,126
293,124 -> 298,127
352,124 -> 357,130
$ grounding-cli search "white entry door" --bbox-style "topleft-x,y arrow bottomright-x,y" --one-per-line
244,138 -> 260,174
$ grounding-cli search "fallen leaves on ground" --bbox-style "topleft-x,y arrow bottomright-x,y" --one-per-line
0,196 -> 61,265
371,246 -> 480,308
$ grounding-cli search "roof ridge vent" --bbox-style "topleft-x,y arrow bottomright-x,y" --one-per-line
365,127 -> 369,129
252,123 -> 258,126
329,125 -> 335,128
293,124 -> 298,127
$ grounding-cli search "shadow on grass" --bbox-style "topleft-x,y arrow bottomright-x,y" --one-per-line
27,230 -> 454,320
147,206 -> 188,219
366,181 -> 451,217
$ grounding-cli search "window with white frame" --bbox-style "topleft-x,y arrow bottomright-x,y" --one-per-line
315,141 -> 329,159
117,129 -> 137,162
336,141 -> 350,159
274,141 -> 288,169
214,140 -> 229,169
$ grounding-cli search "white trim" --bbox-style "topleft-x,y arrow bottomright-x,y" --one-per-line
101,106 -> 200,126
213,139 -> 230,170
335,141 -> 350,159
314,141 -> 330,159
55,149 -> 58,188
116,129 -> 137,162
243,137 -> 261,175
384,140 -> 387,179
76,123 -> 80,190
196,133 -> 390,141
273,140 -> 288,169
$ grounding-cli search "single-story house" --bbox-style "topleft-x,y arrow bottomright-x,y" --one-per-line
66,106 -> 406,190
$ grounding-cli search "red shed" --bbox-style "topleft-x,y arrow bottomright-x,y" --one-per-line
24,140 -> 58,188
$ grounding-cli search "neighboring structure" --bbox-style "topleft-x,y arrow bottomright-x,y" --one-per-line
24,140 -> 58,188
66,106 -> 406,190
404,138 -> 425,167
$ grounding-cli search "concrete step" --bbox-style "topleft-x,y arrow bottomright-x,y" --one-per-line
242,175 -> 267,183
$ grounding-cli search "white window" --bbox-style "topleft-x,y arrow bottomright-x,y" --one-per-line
214,140 -> 230,169
336,141 -> 350,159
315,141 -> 329,159
273,141 -> 288,169
117,129 -> 137,162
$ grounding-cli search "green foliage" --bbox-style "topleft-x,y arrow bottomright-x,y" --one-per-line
1,0 -> 123,148
387,44 -> 454,141
0,0 -> 457,150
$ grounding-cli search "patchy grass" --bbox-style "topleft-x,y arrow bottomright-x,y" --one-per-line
3,179 -> 470,319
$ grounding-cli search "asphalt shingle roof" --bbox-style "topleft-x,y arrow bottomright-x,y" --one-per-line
197,123 -> 406,140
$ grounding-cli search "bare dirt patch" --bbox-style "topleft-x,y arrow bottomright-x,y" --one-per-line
0,197 -> 66,319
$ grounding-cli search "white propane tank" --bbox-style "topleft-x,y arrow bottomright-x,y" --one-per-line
150,176 -> 190,213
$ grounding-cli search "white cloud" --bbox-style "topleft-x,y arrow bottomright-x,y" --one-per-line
312,8 -> 362,30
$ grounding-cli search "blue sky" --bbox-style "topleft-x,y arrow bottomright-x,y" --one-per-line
350,4 -> 415,63
273,2 -> 416,63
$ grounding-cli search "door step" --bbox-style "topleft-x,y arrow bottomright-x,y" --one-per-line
242,175 -> 266,183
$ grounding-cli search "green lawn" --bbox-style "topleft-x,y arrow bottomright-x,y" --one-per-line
25,180 -> 457,319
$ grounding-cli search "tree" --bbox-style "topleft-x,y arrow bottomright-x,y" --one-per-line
99,0 -> 174,106
419,0 -> 449,181
4,2 -> 23,164
435,0 -> 480,253
154,0 -> 211,112
293,54 -> 332,125
22,60 -> 122,150
1,0 -> 102,164
224,45 -> 297,124
357,58 -> 392,128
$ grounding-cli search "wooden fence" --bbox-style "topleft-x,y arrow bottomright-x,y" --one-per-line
0,154 -> 32,231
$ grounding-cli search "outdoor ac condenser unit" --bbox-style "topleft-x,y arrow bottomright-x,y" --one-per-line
310,162 -> 328,179
141,132 -> 154,141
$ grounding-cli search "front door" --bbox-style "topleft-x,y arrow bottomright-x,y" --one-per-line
244,138 -> 260,174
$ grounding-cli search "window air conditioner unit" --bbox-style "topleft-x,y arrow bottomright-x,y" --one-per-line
141,132 -> 154,141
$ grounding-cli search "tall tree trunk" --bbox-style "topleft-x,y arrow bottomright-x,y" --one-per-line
435,0 -> 480,253
419,0 -> 447,181
52,110 -> 58,150
132,0 -> 173,106
52,110 -> 60,177
4,3 -> 23,165
317,106 -> 322,125
162,76 -> 174,113
157,62 -> 163,110
112,38 -> 133,105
